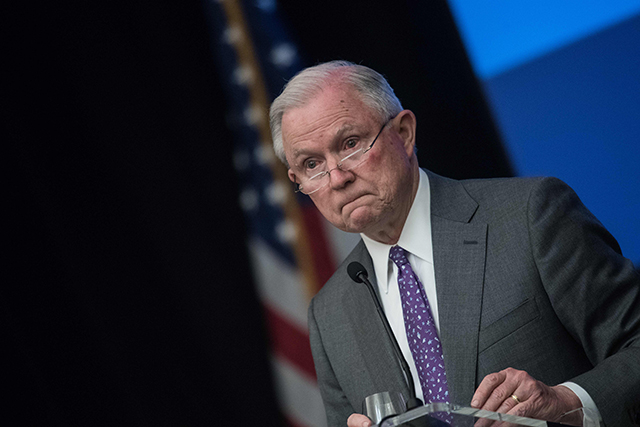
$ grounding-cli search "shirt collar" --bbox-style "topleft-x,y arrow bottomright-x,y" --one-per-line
361,169 -> 433,294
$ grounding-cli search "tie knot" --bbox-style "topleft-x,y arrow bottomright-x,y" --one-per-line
389,246 -> 410,267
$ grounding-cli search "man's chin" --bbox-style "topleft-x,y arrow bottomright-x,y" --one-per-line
342,206 -> 376,233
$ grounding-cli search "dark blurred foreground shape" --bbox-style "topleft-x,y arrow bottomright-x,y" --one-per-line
7,0 -> 512,425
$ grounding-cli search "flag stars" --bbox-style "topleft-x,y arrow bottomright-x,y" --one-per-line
276,220 -> 297,244
209,0 -> 307,310
255,0 -> 276,12
265,181 -> 287,206
254,144 -> 275,166
223,25 -> 243,45
239,188 -> 259,212
244,104 -> 264,127
233,66 -> 255,86
271,43 -> 296,68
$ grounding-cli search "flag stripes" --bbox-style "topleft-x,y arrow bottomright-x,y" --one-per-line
202,1 -> 342,425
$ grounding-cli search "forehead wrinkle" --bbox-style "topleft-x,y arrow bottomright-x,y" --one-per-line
282,84 -> 378,167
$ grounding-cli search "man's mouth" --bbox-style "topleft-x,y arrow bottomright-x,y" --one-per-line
342,193 -> 367,211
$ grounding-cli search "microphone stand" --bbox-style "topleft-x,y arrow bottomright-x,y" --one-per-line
347,262 -> 423,411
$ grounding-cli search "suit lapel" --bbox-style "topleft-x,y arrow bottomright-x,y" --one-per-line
428,171 -> 487,406
338,172 -> 488,406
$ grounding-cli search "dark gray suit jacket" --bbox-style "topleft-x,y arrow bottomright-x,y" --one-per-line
308,171 -> 640,427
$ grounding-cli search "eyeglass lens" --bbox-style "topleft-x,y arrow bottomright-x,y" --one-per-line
297,119 -> 389,195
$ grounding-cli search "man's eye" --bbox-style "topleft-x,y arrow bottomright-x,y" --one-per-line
305,160 -> 318,170
345,139 -> 358,149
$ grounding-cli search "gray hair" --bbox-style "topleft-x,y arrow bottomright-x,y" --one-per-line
269,60 -> 403,165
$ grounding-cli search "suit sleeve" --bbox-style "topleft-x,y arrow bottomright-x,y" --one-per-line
527,177 -> 640,427
308,297 -> 356,426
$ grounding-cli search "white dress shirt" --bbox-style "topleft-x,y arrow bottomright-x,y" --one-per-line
362,169 -> 435,403
361,170 -> 600,423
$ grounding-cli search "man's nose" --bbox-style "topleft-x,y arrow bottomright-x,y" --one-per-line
327,164 -> 354,189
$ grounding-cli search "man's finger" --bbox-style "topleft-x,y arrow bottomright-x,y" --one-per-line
471,370 -> 507,408
494,390 -> 524,414
347,413 -> 372,427
480,378 -> 520,413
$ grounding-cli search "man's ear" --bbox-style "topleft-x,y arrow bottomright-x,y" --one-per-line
287,168 -> 297,183
394,110 -> 417,157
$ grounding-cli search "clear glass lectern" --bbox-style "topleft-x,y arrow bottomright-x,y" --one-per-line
377,403 -> 599,427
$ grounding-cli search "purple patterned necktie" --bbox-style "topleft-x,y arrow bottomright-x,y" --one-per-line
389,246 -> 449,404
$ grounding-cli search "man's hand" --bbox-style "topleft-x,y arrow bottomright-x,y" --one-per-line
348,413 -> 372,427
471,368 -> 583,426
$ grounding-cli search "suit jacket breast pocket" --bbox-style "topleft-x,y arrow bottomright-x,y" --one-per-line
478,298 -> 540,353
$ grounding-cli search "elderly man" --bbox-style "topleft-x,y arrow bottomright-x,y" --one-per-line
269,61 -> 640,427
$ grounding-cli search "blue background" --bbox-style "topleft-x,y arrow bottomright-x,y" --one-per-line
449,1 -> 640,265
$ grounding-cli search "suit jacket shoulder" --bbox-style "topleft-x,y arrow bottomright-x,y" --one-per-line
309,240 -> 410,426
310,171 -> 640,427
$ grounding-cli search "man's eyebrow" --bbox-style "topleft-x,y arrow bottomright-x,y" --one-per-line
331,123 -> 367,144
290,145 -> 318,168
290,123 -> 363,166
334,123 -> 357,137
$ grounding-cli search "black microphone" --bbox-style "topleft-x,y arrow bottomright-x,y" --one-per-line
347,262 -> 423,411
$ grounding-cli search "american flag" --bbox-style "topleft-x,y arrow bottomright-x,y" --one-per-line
202,1 -> 359,425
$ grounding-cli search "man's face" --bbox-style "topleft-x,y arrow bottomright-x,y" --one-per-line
281,83 -> 418,242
